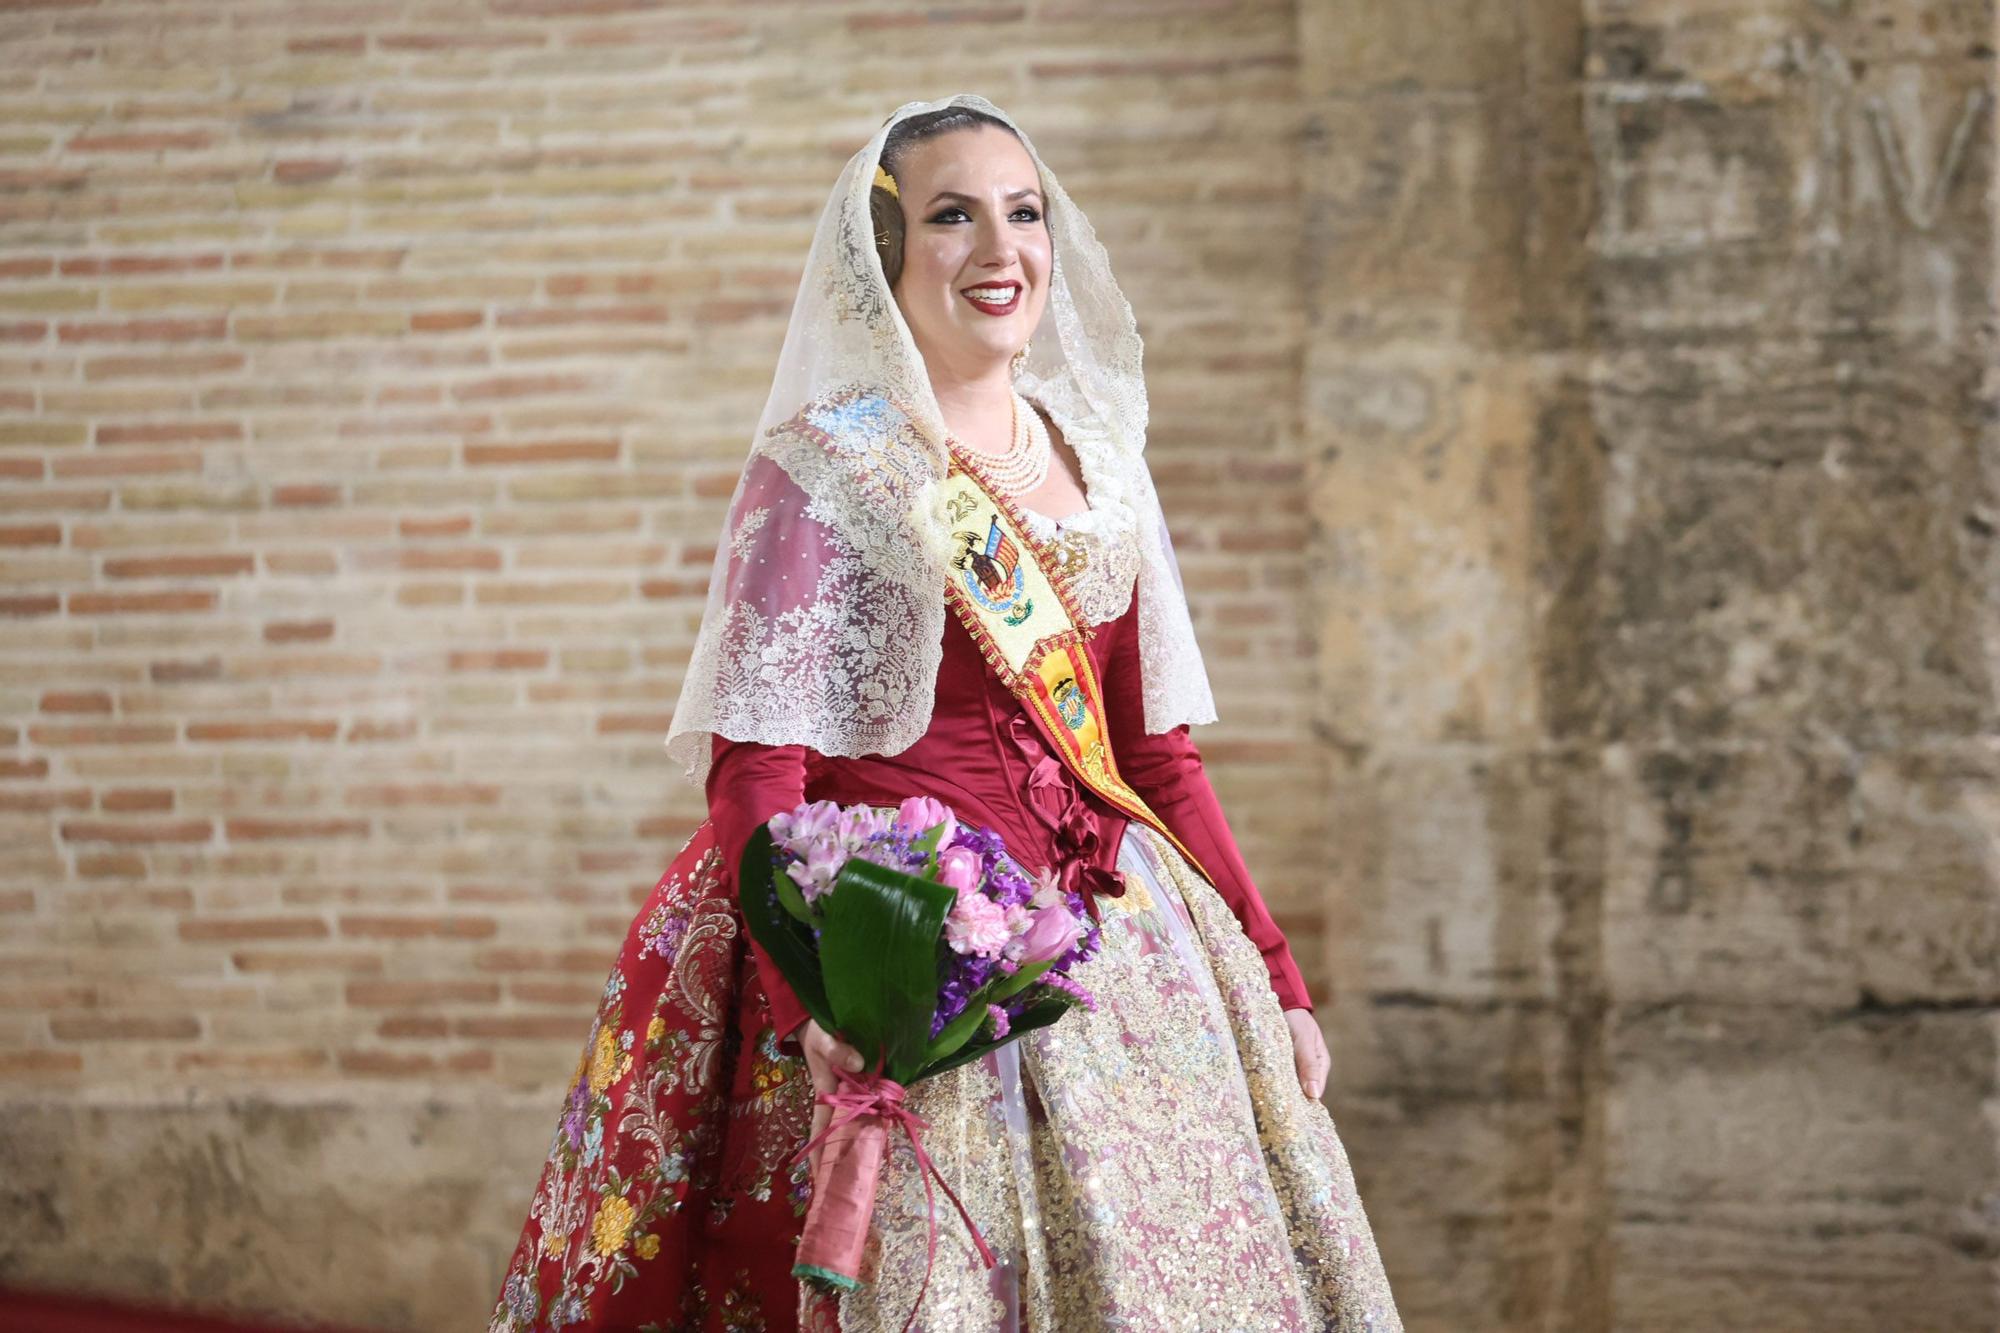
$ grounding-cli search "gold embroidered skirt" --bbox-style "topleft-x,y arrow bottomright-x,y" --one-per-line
834,824 -> 1403,1333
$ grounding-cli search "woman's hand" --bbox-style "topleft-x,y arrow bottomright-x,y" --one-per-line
796,1018 -> 865,1173
1283,1007 -> 1331,1101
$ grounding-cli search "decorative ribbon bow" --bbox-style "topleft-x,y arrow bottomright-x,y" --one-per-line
1015,720 -> 1126,917
792,1065 -> 996,1333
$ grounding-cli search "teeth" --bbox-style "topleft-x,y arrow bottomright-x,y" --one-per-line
964,287 -> 1018,301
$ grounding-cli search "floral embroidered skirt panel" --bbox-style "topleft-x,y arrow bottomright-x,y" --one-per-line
488,819 -> 1402,1333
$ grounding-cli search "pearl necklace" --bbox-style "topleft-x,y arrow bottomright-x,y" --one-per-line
964,390 -> 1052,496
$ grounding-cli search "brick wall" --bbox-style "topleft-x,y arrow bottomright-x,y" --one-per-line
0,2 -> 1329,1326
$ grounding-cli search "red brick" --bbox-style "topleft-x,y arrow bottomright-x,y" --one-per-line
0,983 -> 97,1008
151,657 -> 221,683
0,1050 -> 83,1075
174,1048 -> 332,1075
265,619 -> 335,642
59,818 -> 212,844
179,916 -> 329,942
94,420 -> 242,446
336,1048 -> 437,1076
68,589 -> 216,615
339,915 -> 498,940
188,720 -> 340,743
378,1014 -> 450,1038
53,451 -> 206,479
50,1013 -> 201,1041
346,979 -> 501,1007
343,782 -> 503,807
102,553 -> 256,578
0,787 -> 91,812
410,310 -> 482,332
1,595 -> 61,617
597,711 -> 673,734
464,439 -> 620,466
231,948 -> 384,974
40,690 -> 111,713
225,816 -> 370,839
0,524 -> 61,546
74,851 -> 147,878
474,947 -> 608,974
346,718 -> 418,742
509,979 -> 602,1006
447,648 -> 548,671
62,325 -> 229,349
400,514 -> 472,539
398,547 -> 500,571
454,1014 -> 585,1040
102,788 -> 174,813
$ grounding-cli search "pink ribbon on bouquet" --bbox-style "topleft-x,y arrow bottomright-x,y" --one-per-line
791,1065 -> 996,1332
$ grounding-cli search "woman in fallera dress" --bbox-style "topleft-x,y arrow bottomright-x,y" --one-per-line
488,93 -> 1402,1333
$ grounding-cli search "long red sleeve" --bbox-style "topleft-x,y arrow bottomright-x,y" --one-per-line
705,735 -> 813,1048
1103,616 -> 1313,1012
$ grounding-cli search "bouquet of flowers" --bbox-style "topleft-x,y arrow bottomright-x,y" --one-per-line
737,795 -> 1100,1308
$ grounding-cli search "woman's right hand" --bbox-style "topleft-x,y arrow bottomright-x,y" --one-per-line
797,1018 -> 865,1174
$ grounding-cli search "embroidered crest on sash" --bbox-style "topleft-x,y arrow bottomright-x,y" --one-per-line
939,446 -> 1213,887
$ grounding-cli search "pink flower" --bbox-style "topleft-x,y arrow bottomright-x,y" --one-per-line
1027,864 -> 1064,910
986,1004 -> 1011,1039
935,845 -> 983,894
944,890 -> 1012,958
771,799 -> 841,855
785,832 -> 848,903
834,805 -> 892,851
1017,902 -> 1082,965
893,795 -> 956,848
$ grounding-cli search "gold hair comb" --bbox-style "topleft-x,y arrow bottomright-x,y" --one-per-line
873,164 -> 899,198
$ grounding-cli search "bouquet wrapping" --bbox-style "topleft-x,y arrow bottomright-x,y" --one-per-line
737,796 -> 1101,1324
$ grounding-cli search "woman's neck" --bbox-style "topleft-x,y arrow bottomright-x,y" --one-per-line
929,368 -> 1017,456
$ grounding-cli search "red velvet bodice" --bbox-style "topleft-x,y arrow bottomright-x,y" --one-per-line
705,586 -> 1311,1043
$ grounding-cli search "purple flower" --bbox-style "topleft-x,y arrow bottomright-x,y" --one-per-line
987,1004 -> 1011,1039
1040,970 -> 1097,1012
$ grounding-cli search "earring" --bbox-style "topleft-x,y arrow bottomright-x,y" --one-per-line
1010,338 -> 1032,376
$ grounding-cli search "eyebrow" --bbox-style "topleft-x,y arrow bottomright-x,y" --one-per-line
923,188 -> 1045,207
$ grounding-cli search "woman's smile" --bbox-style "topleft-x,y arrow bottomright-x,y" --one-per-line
960,280 -> 1022,315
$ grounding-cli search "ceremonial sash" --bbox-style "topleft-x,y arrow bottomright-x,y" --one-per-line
939,447 -> 1214,887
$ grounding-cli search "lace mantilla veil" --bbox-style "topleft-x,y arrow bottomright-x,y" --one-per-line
664,92 -> 1218,785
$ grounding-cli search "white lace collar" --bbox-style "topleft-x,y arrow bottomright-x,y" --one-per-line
1015,387 -> 1138,540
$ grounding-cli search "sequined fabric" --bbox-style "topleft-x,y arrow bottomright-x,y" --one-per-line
836,823 -> 1403,1333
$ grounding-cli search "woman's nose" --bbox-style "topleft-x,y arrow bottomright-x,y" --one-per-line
972,213 -> 1017,265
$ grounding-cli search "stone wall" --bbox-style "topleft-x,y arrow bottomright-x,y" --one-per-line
1304,0 -> 1999,1329
1,1 -> 1994,1330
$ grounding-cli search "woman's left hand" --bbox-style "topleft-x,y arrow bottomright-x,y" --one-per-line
1283,1008 -> 1330,1101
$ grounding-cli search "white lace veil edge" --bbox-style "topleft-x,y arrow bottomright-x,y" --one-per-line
664,92 -> 1215,789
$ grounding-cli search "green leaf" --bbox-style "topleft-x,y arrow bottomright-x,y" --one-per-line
910,822 -> 946,875
986,956 -> 1056,1003
735,824 -> 833,1032
921,995 -> 1075,1080
817,857 -> 956,1084
922,987 -> 994,1067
